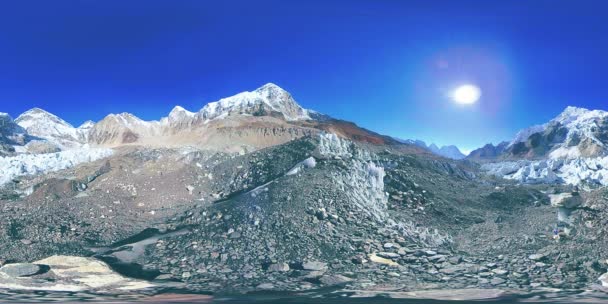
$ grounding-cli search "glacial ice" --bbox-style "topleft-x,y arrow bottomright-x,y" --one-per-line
0,148 -> 114,186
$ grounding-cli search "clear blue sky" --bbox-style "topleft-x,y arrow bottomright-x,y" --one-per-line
1,0 -> 607,151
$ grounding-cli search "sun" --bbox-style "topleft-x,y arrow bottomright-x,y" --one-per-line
452,84 -> 481,105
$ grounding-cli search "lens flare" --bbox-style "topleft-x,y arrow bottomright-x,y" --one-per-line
452,84 -> 481,104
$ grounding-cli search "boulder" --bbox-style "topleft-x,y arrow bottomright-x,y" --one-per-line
549,192 -> 582,209
0,263 -> 43,277
267,263 -> 290,272
302,261 -> 327,271
599,272 -> 608,287
319,274 -> 353,286
529,253 -> 546,261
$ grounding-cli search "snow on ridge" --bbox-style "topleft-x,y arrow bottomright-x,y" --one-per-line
508,124 -> 546,147
0,148 -> 114,186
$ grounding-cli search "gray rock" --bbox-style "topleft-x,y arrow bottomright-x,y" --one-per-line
529,253 -> 545,261
302,261 -> 327,271
377,252 -> 400,259
267,262 -> 290,272
490,277 -> 506,285
319,274 -> 353,286
256,283 -> 274,290
154,274 -> 174,280
0,263 -> 42,277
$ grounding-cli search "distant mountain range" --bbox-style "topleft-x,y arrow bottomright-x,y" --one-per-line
0,83 -> 426,156
396,139 -> 466,159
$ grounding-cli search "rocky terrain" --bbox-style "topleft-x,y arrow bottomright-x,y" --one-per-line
1,85 -> 608,301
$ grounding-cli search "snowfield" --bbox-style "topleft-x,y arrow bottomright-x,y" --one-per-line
0,148 -> 113,186
482,156 -> 608,186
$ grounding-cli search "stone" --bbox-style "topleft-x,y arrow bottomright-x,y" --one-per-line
428,255 -> 446,263
0,256 -> 154,292
529,253 -> 545,261
319,274 -> 352,286
256,283 -> 274,290
154,274 -> 174,280
448,256 -> 463,264
301,271 -> 325,280
549,192 -> 582,208
186,185 -> 195,195
490,277 -> 506,285
351,256 -> 366,264
0,263 -> 42,277
377,252 -> 400,259
599,273 -> 608,287
302,261 -> 327,271
492,269 -> 509,276
368,253 -> 398,266
268,262 -> 290,272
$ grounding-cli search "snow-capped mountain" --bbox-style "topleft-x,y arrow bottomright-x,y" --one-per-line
478,106 -> 608,187
397,139 -> 465,159
87,83 -> 399,150
6,83 -> 408,153
506,106 -> 608,160
198,83 -> 311,121
15,108 -> 89,148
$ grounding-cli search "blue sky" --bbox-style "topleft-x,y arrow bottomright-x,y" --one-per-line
1,0 -> 607,151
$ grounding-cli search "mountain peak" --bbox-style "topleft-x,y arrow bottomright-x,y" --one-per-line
199,83 -> 311,121
16,108 -> 73,128
170,105 -> 194,116
255,82 -> 285,92
78,120 -> 95,129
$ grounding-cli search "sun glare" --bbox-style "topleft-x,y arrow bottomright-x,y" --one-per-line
452,84 -> 481,105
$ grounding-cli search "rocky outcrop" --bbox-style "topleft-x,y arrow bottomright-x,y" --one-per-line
0,256 -> 155,292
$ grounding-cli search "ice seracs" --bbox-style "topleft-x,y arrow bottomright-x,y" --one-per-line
0,147 -> 113,186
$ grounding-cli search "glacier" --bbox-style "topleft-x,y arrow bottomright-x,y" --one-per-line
482,156 -> 608,186
0,148 -> 114,186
